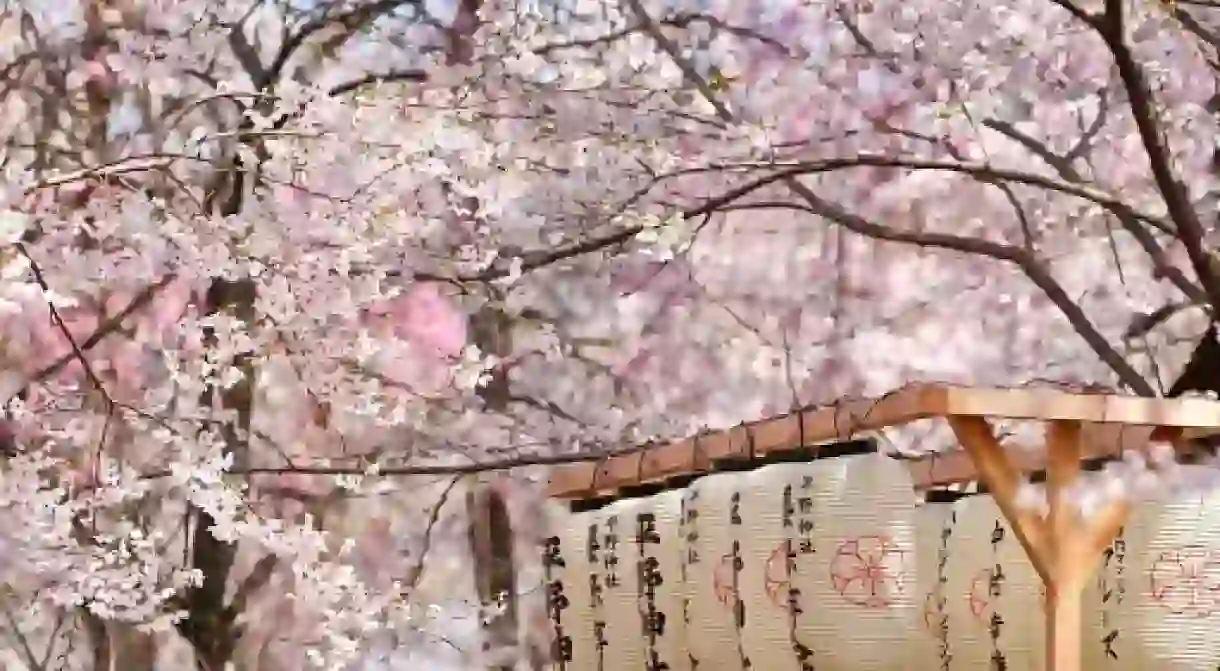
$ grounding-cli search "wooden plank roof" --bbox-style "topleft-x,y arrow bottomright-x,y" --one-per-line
547,384 -> 1220,499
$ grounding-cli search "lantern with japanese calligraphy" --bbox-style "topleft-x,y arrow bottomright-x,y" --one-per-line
683,471 -> 748,667
541,514 -> 575,669
736,461 -> 821,671
1101,464 -> 1220,670
1080,524 -> 1113,671
598,497 -> 648,670
553,505 -> 603,670
911,491 -> 964,671
943,491 -> 1043,671
792,447 -> 920,669
633,489 -> 690,671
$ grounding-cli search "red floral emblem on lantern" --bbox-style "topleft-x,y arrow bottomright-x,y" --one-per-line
1149,545 -> 1220,618
712,553 -> 737,607
764,542 -> 790,607
829,536 -> 908,609
923,589 -> 938,631
967,567 -> 1046,623
967,569 -> 994,620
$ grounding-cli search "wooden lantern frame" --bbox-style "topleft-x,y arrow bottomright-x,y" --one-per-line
546,384 -> 1220,671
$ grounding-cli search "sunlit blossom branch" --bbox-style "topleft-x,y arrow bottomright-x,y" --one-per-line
135,448 -> 643,480
432,154 -> 1174,285
20,153 -> 210,193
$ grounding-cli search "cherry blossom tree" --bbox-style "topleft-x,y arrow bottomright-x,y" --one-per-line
4,0 -> 1220,668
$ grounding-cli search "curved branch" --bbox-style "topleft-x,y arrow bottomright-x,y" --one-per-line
1095,0 -> 1220,309
985,110 -> 1206,305
428,155 -> 1174,284
735,190 -> 1155,396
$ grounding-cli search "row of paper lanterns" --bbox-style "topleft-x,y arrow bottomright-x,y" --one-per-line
540,452 -> 1220,670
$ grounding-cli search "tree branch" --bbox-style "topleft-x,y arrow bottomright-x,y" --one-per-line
267,0 -> 423,89
223,554 -> 278,633
739,189 -> 1156,395
423,155 -> 1173,284
1097,0 -> 1220,309
23,275 -> 177,389
985,108 -> 1206,305
327,69 -> 427,95
401,476 -> 461,591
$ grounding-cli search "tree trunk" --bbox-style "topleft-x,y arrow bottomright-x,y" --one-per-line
467,484 -> 521,670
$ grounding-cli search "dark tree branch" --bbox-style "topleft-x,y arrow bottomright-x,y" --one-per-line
401,476 -> 460,590
327,69 -> 427,95
985,107 -> 1206,305
1171,3 -> 1220,62
1096,0 -> 1220,309
24,275 -> 177,389
420,155 -> 1173,284
223,554 -> 278,633
731,191 -> 1156,396
268,0 -> 423,89
1047,0 -> 1099,25
1065,91 -> 1111,164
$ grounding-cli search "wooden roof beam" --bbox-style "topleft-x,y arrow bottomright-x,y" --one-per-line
546,385 -> 1220,499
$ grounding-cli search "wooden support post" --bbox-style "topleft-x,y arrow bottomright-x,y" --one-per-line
948,416 -> 1129,671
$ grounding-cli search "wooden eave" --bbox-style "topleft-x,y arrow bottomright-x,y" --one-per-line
547,384 -> 1220,499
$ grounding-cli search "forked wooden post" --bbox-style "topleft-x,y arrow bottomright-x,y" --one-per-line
948,416 -> 1128,671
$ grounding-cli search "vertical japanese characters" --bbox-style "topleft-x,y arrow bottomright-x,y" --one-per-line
988,520 -> 1008,671
729,490 -> 749,668
589,518 -> 608,670
679,487 -> 700,670
936,509 -> 955,671
638,511 -> 669,671
1099,529 -> 1126,662
543,535 -> 572,668
783,477 -> 816,670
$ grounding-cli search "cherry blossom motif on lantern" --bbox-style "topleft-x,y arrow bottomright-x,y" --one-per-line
967,570 -> 994,621
966,568 -> 1046,623
829,536 -> 909,609
1148,545 -> 1220,618
713,552 -> 738,607
763,542 -> 790,607
923,589 -> 938,632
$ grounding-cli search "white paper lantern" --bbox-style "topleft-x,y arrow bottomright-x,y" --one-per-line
635,489 -> 691,671
911,492 -> 960,670
553,506 -> 601,669
736,462 -> 820,671
684,472 -> 748,667
598,497 -> 648,670
792,450 -> 920,669
1103,465 -> 1220,670
944,493 -> 1044,671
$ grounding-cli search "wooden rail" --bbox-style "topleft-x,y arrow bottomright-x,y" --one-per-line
547,384 -> 1220,499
